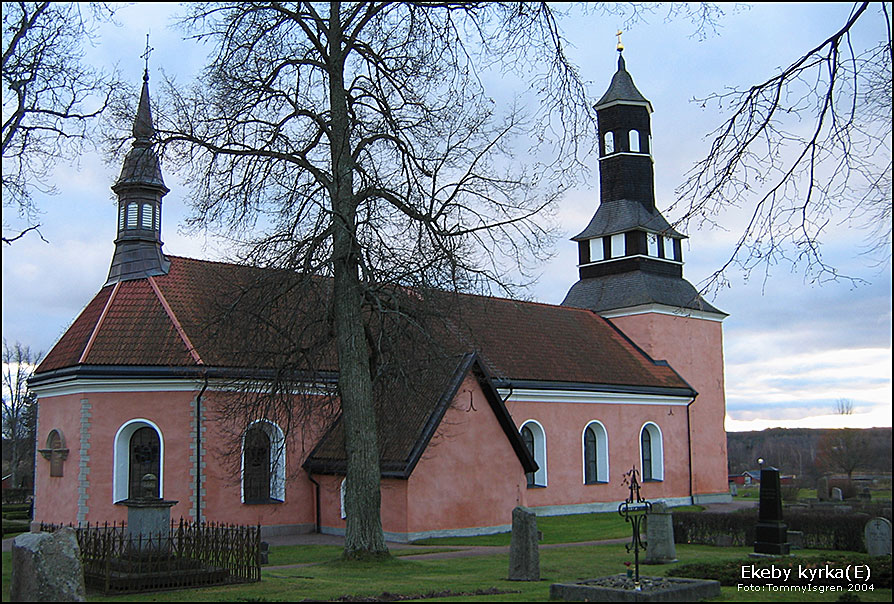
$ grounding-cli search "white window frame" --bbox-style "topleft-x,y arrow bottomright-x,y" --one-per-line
113,418 -> 164,503
520,420 -> 547,487
604,131 -> 614,155
610,233 -> 626,258
589,237 -> 604,262
639,422 -> 664,481
647,233 -> 660,257
240,419 -> 286,503
582,421 -> 609,484
629,130 -> 640,152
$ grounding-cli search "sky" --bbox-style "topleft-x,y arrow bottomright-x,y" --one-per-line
2,2 -> 891,432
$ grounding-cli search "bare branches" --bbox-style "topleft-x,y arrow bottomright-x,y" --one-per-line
2,340 -> 42,489
1,2 -> 120,244
671,2 -> 891,292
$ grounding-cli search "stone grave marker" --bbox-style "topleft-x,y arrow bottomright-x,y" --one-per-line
10,526 -> 86,602
753,466 -> 790,555
864,517 -> 892,556
831,487 -> 843,501
729,483 -> 738,497
644,502 -> 677,564
508,506 -> 540,581
816,476 -> 830,501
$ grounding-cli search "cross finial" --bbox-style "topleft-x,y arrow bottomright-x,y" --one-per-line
616,29 -> 624,52
141,33 -> 154,82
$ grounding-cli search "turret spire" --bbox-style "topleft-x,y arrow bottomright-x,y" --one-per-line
105,49 -> 170,286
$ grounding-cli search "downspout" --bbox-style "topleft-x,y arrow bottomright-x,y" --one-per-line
306,470 -> 321,533
686,397 -> 695,504
195,373 -> 209,524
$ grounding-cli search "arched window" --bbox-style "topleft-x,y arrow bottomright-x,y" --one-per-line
243,427 -> 271,503
141,203 -> 153,229
520,420 -> 547,488
604,131 -> 614,155
241,420 -> 286,503
340,478 -> 347,519
640,422 -> 664,481
629,130 -> 641,152
113,419 -> 164,502
583,421 -> 609,484
126,203 -> 138,229
129,427 -> 160,498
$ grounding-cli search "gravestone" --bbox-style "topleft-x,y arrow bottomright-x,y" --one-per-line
508,506 -> 540,581
831,487 -> 843,501
644,502 -> 677,564
816,476 -> 830,501
10,526 -> 86,602
864,517 -> 892,556
859,488 -> 872,504
729,483 -> 738,497
753,467 -> 790,555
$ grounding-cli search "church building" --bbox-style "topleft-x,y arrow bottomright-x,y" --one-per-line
30,50 -> 730,541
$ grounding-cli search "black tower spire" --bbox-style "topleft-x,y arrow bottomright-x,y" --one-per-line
561,47 -> 723,317
106,56 -> 170,285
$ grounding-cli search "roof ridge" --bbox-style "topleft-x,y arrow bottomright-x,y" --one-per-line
147,275 -> 204,365
78,281 -> 121,364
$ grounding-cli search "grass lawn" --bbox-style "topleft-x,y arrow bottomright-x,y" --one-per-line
411,506 -> 705,547
4,540 -> 890,602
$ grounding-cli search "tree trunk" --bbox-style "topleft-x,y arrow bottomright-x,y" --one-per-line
328,1 -> 388,558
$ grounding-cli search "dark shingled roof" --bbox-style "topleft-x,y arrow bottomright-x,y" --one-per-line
36,256 -> 693,391
594,53 -> 652,111
303,353 -> 538,478
562,272 -> 726,316
572,199 -> 684,241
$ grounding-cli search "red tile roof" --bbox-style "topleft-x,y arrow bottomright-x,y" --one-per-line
35,256 -> 690,393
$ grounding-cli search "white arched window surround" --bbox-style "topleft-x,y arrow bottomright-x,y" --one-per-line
603,131 -> 615,155
113,418 -> 164,503
582,421 -> 609,484
340,478 -> 347,519
241,419 -> 286,503
629,130 -> 641,152
640,422 -> 664,481
520,420 -> 547,488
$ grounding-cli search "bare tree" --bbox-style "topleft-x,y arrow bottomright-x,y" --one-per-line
815,428 -> 872,480
672,2 -> 892,291
2,2 -> 120,245
159,1 -> 606,558
835,398 -> 855,415
2,340 -> 41,490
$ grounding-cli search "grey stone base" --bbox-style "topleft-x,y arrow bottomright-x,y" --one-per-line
550,575 -> 721,602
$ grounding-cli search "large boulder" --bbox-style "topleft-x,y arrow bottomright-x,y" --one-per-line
10,527 -> 86,602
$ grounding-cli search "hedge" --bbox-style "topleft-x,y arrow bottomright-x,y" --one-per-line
673,508 -> 893,552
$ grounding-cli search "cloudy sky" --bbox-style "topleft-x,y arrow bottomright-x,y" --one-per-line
2,2 -> 891,432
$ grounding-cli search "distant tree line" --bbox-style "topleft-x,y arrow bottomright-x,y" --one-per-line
726,427 -> 892,483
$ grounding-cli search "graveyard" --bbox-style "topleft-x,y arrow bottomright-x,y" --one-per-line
3,501 -> 891,602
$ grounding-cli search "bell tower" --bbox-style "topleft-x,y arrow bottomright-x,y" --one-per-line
106,65 -> 170,285
562,41 -> 731,504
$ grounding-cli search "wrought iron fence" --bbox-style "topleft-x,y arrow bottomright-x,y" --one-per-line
40,519 -> 260,593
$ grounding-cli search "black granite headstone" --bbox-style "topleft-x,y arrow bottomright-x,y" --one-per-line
754,467 -> 790,555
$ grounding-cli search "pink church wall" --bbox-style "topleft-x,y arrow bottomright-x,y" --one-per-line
34,394 -> 82,524
507,400 -> 692,508
608,313 -> 729,497
316,474 -> 408,537
405,375 -> 527,535
33,388 -> 323,531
